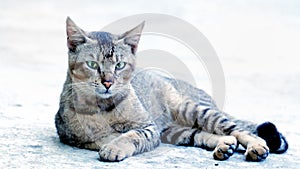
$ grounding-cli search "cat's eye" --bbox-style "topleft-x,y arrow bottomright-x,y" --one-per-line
115,62 -> 126,70
86,61 -> 99,70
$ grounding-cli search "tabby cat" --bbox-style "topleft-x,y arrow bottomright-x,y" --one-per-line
55,17 -> 288,162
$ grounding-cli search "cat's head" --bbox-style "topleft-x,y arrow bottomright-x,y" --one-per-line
66,17 -> 144,101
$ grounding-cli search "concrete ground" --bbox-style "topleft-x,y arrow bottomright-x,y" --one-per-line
0,0 -> 299,168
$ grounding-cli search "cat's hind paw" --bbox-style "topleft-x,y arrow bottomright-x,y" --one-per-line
245,143 -> 269,161
213,136 -> 237,160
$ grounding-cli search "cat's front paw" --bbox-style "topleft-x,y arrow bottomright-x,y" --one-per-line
99,143 -> 134,162
213,136 -> 237,160
245,143 -> 269,161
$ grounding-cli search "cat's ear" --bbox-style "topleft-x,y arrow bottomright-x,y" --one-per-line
66,17 -> 89,52
119,21 -> 145,54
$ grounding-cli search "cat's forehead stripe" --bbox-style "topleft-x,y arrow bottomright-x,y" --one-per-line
89,32 -> 114,49
88,31 -> 116,61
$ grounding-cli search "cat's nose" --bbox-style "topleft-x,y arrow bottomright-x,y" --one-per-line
102,80 -> 112,90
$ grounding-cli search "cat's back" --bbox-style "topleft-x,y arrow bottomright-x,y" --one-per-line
130,68 -> 218,113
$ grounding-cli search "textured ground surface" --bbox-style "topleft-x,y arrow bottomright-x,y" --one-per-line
1,0 -> 300,168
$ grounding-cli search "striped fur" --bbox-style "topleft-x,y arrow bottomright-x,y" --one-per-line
55,17 -> 288,162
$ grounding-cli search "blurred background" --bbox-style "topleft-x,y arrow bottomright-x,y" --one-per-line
0,0 -> 299,167
1,0 -> 299,118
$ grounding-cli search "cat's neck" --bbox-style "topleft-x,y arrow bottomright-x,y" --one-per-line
96,91 -> 129,112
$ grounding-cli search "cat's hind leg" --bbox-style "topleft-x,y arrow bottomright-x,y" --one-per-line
190,107 -> 270,161
161,126 -> 237,160
231,130 -> 269,161
194,131 -> 237,160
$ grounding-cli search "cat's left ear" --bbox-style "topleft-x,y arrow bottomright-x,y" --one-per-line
119,21 -> 145,54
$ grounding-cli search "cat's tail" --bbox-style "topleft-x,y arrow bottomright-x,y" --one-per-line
256,122 -> 288,154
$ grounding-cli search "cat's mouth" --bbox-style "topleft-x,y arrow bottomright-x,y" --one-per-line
96,88 -> 113,98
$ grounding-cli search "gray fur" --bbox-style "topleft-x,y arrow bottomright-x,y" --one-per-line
55,17 -> 287,162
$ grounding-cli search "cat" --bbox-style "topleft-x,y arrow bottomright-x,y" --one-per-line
55,17 -> 288,162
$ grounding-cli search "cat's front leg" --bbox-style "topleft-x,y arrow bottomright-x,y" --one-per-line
99,137 -> 135,162
99,124 -> 160,162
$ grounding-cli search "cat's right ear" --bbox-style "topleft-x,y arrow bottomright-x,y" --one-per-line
66,17 -> 88,52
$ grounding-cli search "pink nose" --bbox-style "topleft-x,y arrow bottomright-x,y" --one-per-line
102,81 -> 112,89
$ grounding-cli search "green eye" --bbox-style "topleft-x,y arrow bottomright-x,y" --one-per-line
86,61 -> 99,70
115,62 -> 126,70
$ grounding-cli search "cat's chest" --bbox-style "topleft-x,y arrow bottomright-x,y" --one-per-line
76,111 -> 139,134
